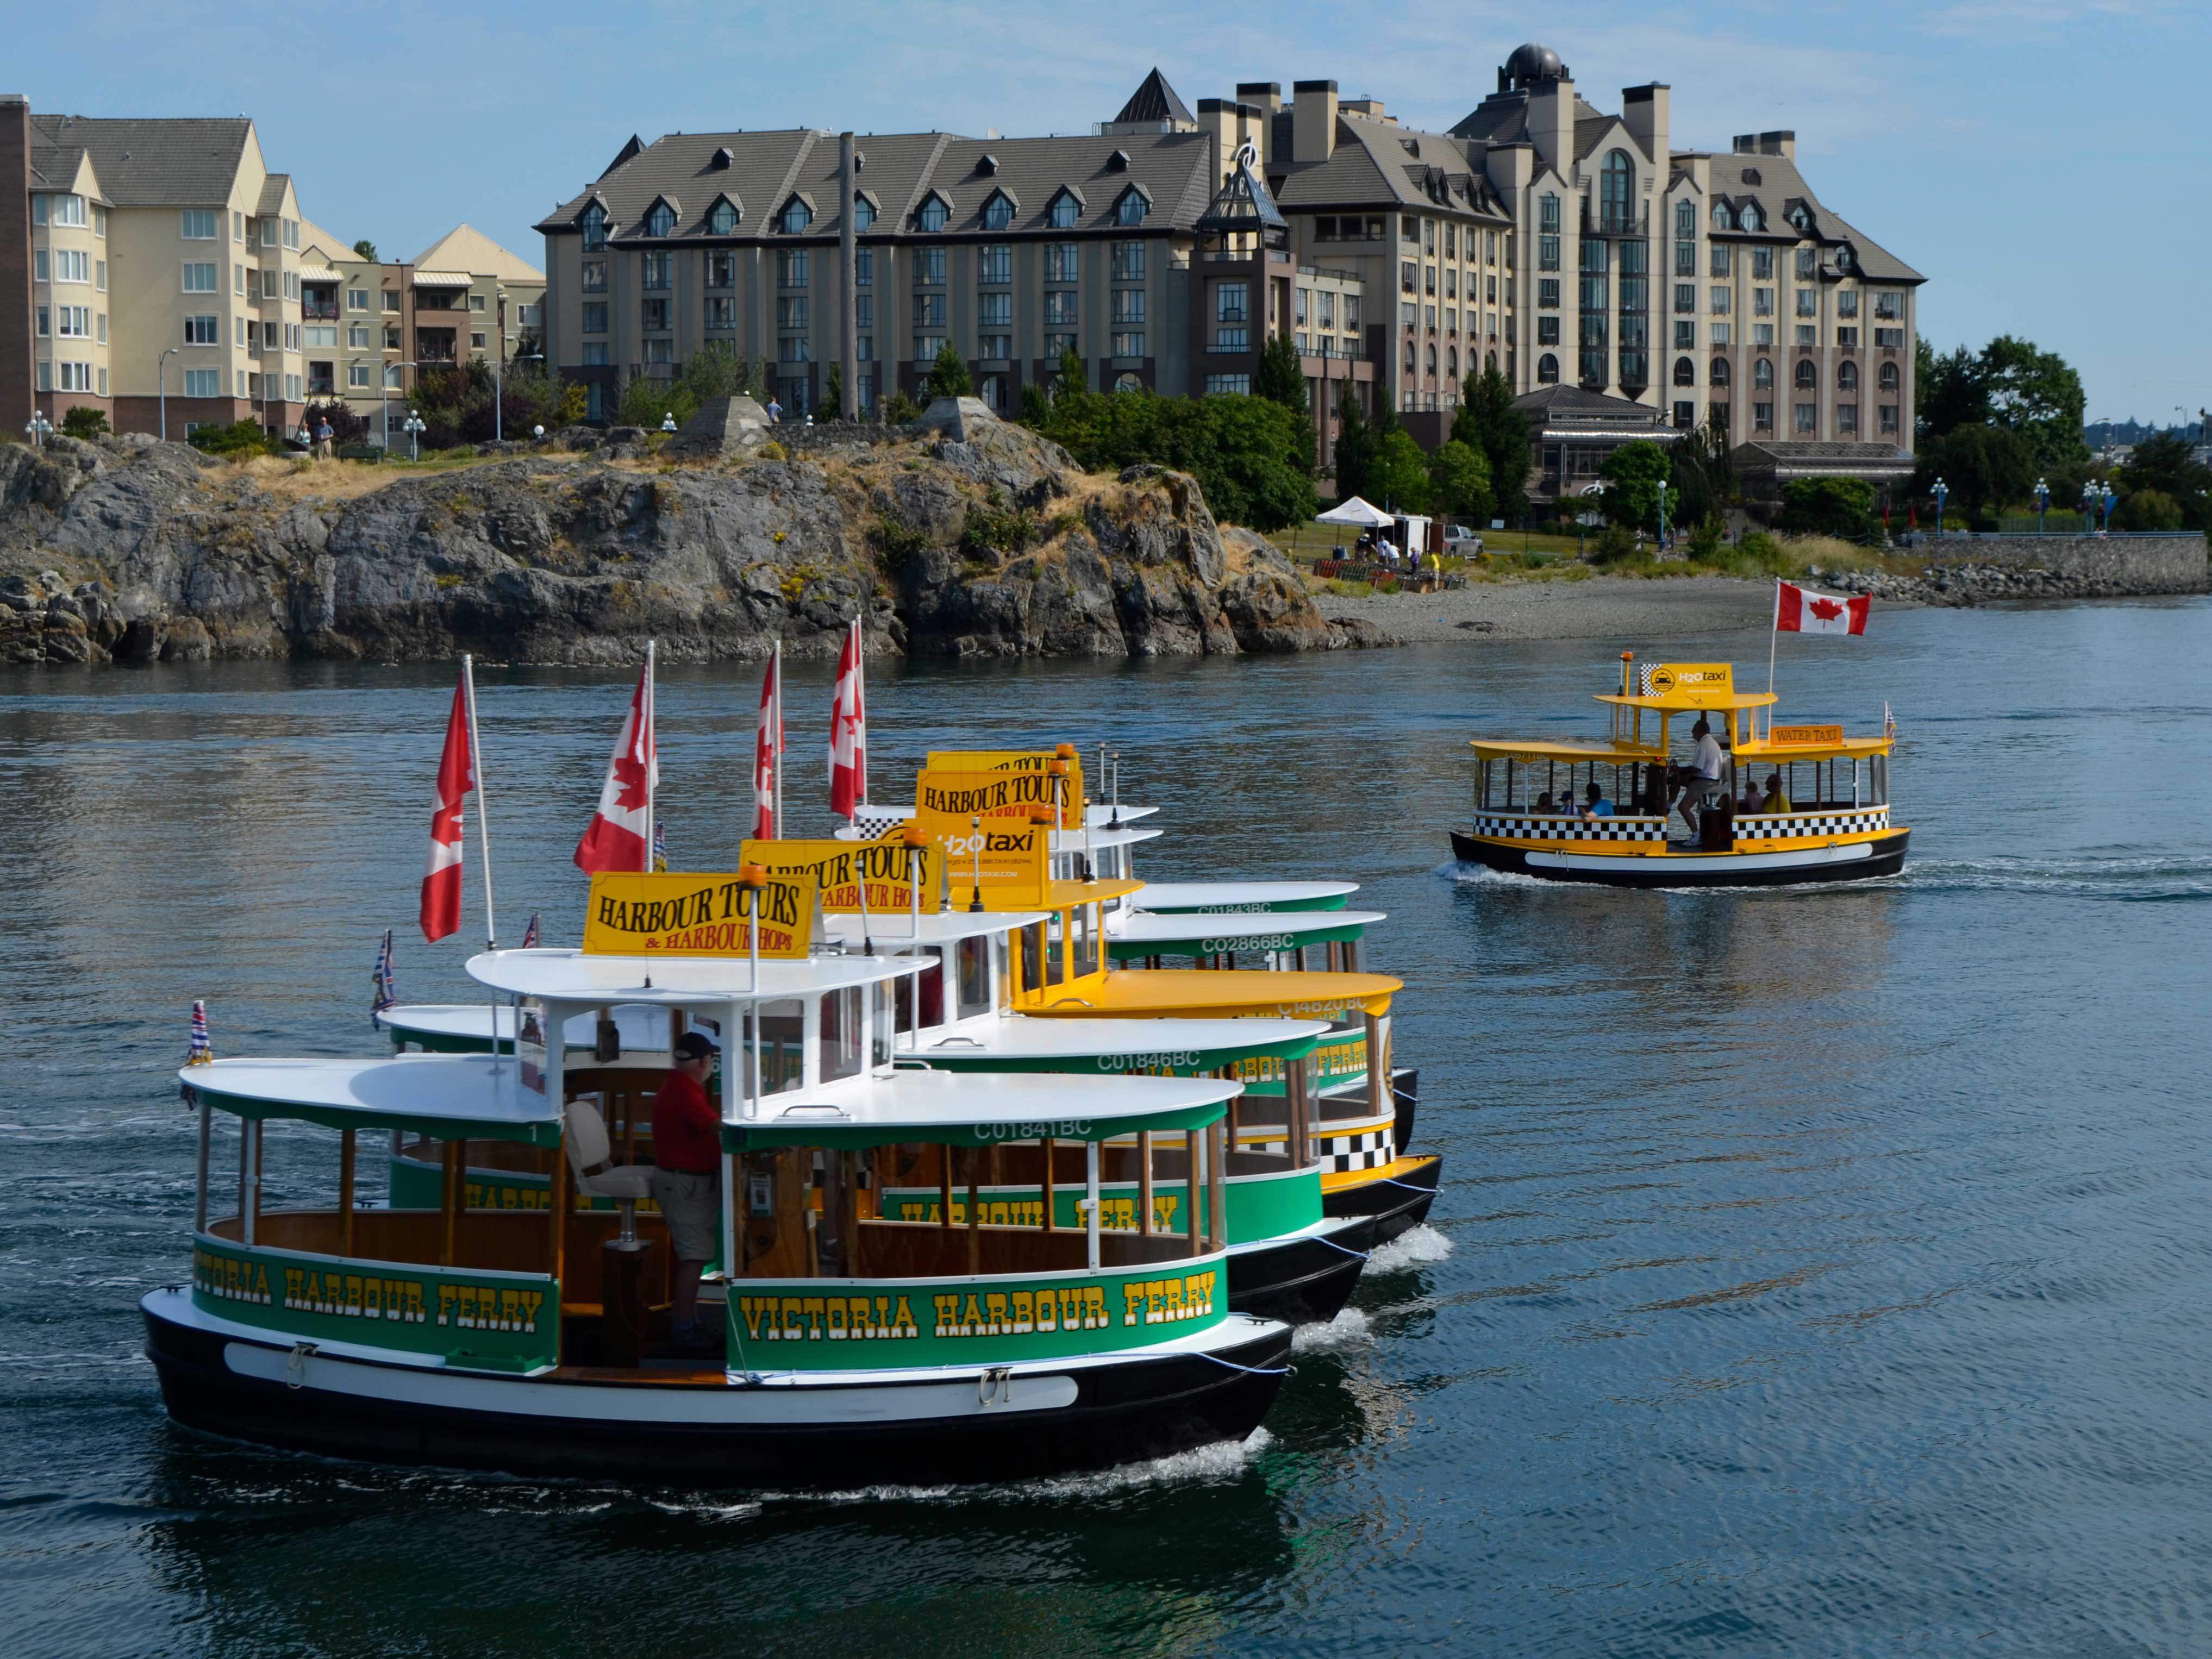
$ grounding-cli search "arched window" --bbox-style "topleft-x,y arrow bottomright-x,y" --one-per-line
707,199 -> 738,236
1673,355 -> 1695,387
1485,350 -> 1497,374
1114,189 -> 1148,226
1047,190 -> 1080,229
916,195 -> 948,233
1794,360 -> 1817,391
1600,150 -> 1635,232
778,197 -> 812,235
580,203 -> 607,251
979,374 -> 1006,412
1114,372 -> 1144,393
1403,340 -> 1416,374
1446,346 -> 1459,380
1710,200 -> 1733,232
1753,358 -> 1773,390
1879,362 -> 1899,392
1838,361 -> 1859,391
1538,352 -> 1559,384
644,201 -> 674,238
982,192 -> 1014,231
1740,201 -> 1765,233
1710,357 -> 1732,388
1425,343 -> 1438,374
853,197 -> 876,232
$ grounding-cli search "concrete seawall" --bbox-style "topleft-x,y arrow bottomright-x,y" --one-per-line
1922,534 -> 2208,594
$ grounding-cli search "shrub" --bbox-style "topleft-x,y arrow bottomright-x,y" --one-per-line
1425,439 -> 1494,523
923,343 -> 973,400
1777,475 -> 1876,541
1029,385 -> 1316,530
1598,440 -> 1671,531
61,406 -> 109,439
301,400 -> 367,448
2114,487 -> 2185,532
882,390 -> 922,425
189,418 -> 275,457
1591,523 -> 1639,564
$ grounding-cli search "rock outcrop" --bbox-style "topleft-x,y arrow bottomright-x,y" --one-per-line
0,411 -> 1395,666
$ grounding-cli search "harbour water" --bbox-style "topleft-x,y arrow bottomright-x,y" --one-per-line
3,597 -> 2209,1655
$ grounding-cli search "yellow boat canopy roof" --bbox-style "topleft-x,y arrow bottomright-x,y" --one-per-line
1595,690 -> 1779,713
1027,968 -> 1401,1021
1469,738 -> 1664,764
1043,877 -> 1142,909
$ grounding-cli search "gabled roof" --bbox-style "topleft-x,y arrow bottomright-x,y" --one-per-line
1114,68 -> 1195,127
413,222 -> 545,283
1196,155 -> 1287,237
1703,151 -> 1923,283
256,173 -> 293,215
1272,115 -> 1512,221
27,113 -> 253,206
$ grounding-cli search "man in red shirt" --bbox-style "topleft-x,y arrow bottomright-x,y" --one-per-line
648,1031 -> 722,1353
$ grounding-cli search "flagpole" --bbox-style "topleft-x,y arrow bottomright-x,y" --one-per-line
643,638 -> 657,874
772,638 -> 783,837
853,616 -> 867,807
460,655 -> 498,951
1765,578 -> 1781,735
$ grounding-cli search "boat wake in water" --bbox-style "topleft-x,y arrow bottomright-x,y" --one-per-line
1365,1224 -> 1452,1273
1882,853 -> 2212,901
1292,1307 -> 1373,1353
767,1429 -> 1276,1506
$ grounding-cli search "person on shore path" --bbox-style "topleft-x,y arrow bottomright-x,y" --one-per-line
765,396 -> 783,424
314,417 -> 334,460
648,1031 -> 723,1355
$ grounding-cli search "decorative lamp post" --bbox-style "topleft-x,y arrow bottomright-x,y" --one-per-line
158,346 -> 180,442
2099,482 -> 2116,535
1932,476 -> 1948,541
2034,477 -> 2048,536
26,412 -> 55,448
533,424 -> 545,443
402,409 -> 426,461
2080,479 -> 2097,534
1655,478 -> 1669,552
660,411 -> 678,434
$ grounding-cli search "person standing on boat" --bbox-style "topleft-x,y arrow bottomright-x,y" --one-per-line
649,1031 -> 723,1354
1678,718 -> 1727,836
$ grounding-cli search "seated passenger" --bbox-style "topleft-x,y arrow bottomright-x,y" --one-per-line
1741,780 -> 1765,815
1534,791 -> 1555,815
1763,773 -> 1791,812
1580,781 -> 1614,822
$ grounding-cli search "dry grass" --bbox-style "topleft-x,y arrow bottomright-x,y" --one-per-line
201,450 -> 578,507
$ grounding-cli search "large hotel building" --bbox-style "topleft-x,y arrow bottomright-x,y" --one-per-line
536,46 -> 1921,490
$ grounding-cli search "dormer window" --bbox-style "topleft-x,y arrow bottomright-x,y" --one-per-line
707,198 -> 739,236
916,193 -> 949,233
710,146 -> 734,171
1787,203 -> 1814,233
1835,244 -> 1856,273
1741,167 -> 1763,187
1740,200 -> 1765,233
1113,186 -> 1149,227
580,202 -> 607,251
643,201 -> 676,238
977,153 -> 998,177
982,191 -> 1015,231
1047,189 -> 1081,229
1710,200 -> 1733,231
1107,149 -> 1130,172
778,197 -> 813,234
853,196 -> 876,232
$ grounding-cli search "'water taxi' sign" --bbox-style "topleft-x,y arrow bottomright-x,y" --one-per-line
926,750 -> 1085,828
1768,724 -> 1845,747
582,871 -> 817,959
740,833 -> 939,913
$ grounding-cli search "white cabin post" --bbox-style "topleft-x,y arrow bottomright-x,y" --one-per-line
1085,1140 -> 1101,1269
193,1100 -> 211,1232
720,996 -> 740,1280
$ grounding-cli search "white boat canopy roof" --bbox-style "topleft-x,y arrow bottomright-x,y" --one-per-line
725,1066 -> 1240,1150
1127,880 -> 1359,911
1054,824 -> 1163,854
1111,908 -> 1384,948
466,947 -> 920,1006
379,1003 -> 671,1049
846,802 -> 1159,838
913,1015 -> 1328,1067
182,1055 -> 561,1145
820,910 -> 1049,948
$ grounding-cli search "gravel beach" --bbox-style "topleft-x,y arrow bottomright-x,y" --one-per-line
1315,574 -> 1797,643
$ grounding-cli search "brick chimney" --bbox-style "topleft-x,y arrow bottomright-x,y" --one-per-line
1622,83 -> 1670,167
0,96 -> 32,431
1292,79 -> 1338,164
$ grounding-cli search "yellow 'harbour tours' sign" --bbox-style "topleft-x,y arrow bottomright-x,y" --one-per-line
740,834 -> 939,913
926,750 -> 1085,828
582,871 -> 817,959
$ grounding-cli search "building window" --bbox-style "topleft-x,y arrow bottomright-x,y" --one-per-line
304,323 -> 338,349
54,305 -> 89,337
1740,202 -> 1765,233
642,295 -> 671,332
1873,292 -> 1903,321
181,208 -> 217,239
1215,281 -> 1248,324
777,295 -> 810,330
1048,190 -> 1081,230
1110,289 -> 1144,325
977,335 -> 1011,360
1115,372 -> 1144,393
706,199 -> 738,236
1754,358 -> 1774,390
911,335 -> 945,364
1538,316 -> 1560,345
1205,374 -> 1251,396
1794,360 -> 1817,391
183,262 -> 218,292
1110,331 -> 1144,358
916,195 -> 948,233
1836,403 -> 1859,434
641,252 -> 671,290
853,197 -> 876,232
1538,278 -> 1560,310
1540,193 -> 1560,234
855,249 -> 873,286
51,249 -> 89,283
1874,328 -> 1905,348
1711,322 -> 1732,345
581,204 -> 607,250
706,296 -> 734,330
1538,235 -> 1560,272
1836,326 -> 1859,348
580,344 -> 609,367
1672,355 -> 1695,387
1674,199 -> 1694,239
779,198 -> 813,234
1111,187 -> 1151,227
1044,331 -> 1076,357
182,368 -> 220,397
1600,151 -> 1635,233
1673,283 -> 1695,315
1710,245 -> 1732,278
348,361 -> 371,388
913,293 -> 946,330
707,251 -> 735,289
1538,352 -> 1559,384
1710,357 -> 1731,388
1044,290 -> 1079,327
1879,363 -> 1900,393
1836,290 -> 1859,318
581,302 -> 608,334
581,262 -> 607,294
1795,288 -> 1817,318
779,336 -> 810,363
1796,246 -> 1816,279
1879,403 -> 1898,434
1794,402 -> 1816,433
855,296 -> 873,330
1754,323 -> 1775,346
1795,324 -> 1817,347
913,246 -> 945,285
1674,320 -> 1696,348
644,201 -> 675,237
1110,241 -> 1145,282
978,291 -> 1013,328
1046,243 -> 1079,284
1751,248 -> 1774,280
1754,400 -> 1773,430
778,248 -> 811,288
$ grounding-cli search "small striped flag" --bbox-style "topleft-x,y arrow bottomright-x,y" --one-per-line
371,930 -> 396,1027
186,1000 -> 213,1067
520,910 -> 541,949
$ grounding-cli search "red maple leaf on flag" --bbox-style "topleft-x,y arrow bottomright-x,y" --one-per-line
1807,597 -> 1845,622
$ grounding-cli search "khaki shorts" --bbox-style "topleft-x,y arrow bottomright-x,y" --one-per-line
649,1167 -> 720,1262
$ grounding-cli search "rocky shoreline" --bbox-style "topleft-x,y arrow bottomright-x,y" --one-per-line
0,408 -> 1396,667
1805,560 -> 2199,607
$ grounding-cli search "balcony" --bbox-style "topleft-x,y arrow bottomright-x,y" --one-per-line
300,300 -> 339,321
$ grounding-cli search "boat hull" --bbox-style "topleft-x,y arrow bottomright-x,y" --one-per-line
1227,1216 -> 1378,1326
141,1291 -> 1288,1491
1321,1155 -> 1441,1243
1391,1067 -> 1419,1154
1449,829 -> 1910,888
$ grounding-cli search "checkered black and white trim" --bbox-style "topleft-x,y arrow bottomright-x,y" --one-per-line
1473,813 -> 1667,843
1319,1128 -> 1395,1174
1737,807 -> 1889,842
851,806 -> 915,839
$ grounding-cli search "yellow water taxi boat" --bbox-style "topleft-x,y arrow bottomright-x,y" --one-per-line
1451,656 -> 1907,888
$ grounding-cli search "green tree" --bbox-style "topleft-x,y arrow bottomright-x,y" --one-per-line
1026,384 -> 1316,530
1054,345 -> 1087,399
60,406 -> 110,439
1916,341 -> 1987,438
352,238 -> 378,262
1597,440 -> 1671,531
1979,334 -> 2088,473
1330,390 -> 1376,505
820,363 -> 844,420
1425,437 -> 1494,522
1668,411 -> 1736,529
1018,381 -> 1052,427
1916,422 -> 2035,522
1254,334 -> 1308,417
1369,428 -> 1433,512
1451,367 -> 1531,521
1777,476 -> 1876,541
923,342 -> 972,400
2116,431 -> 2212,530
2113,487 -> 2184,531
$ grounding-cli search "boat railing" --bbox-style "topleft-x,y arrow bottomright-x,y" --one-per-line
1734,804 -> 1890,839
1473,810 -> 1669,843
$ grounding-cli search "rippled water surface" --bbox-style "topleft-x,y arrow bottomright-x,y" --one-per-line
3,598 -> 2210,1656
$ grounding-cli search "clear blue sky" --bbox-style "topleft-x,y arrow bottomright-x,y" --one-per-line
19,0 -> 2207,424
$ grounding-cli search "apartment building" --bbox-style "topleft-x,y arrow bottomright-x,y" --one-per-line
536,52 -> 1919,481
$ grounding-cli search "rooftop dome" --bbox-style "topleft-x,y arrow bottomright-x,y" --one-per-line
1503,42 -> 1566,87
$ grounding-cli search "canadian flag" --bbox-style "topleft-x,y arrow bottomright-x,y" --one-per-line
420,676 -> 473,942
1776,579 -> 1870,636
753,652 -> 782,838
574,656 -> 658,873
828,619 -> 867,820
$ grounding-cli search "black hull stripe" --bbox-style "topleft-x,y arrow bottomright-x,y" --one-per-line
1449,830 -> 1911,888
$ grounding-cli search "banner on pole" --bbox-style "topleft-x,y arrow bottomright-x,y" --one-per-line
740,834 -> 938,913
924,750 -> 1084,828
582,871 -> 817,959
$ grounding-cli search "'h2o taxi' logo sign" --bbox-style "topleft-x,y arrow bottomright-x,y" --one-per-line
1646,666 -> 1677,695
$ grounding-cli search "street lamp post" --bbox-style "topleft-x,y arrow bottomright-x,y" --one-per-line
2034,477 -> 2048,537
379,361 -> 420,460
1655,478 -> 1669,553
403,409 -> 426,461
660,412 -> 678,434
158,347 -> 180,442
1932,477 -> 1948,541
24,412 -> 54,448
2080,479 -> 2097,535
2099,482 -> 2116,535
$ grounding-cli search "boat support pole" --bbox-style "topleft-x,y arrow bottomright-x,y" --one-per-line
1138,1131 -> 1153,1237
441,1141 -> 461,1267
1041,1137 -> 1056,1232
236,1114 -> 251,1234
338,1129 -> 357,1257
1365,1014 -> 1386,1120
721,995 -> 739,1284
1207,1121 -> 1227,1252
246,1122 -> 263,1245
1185,1131 -> 1202,1256
193,1099 -> 211,1233
1085,1141 -> 1101,1271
